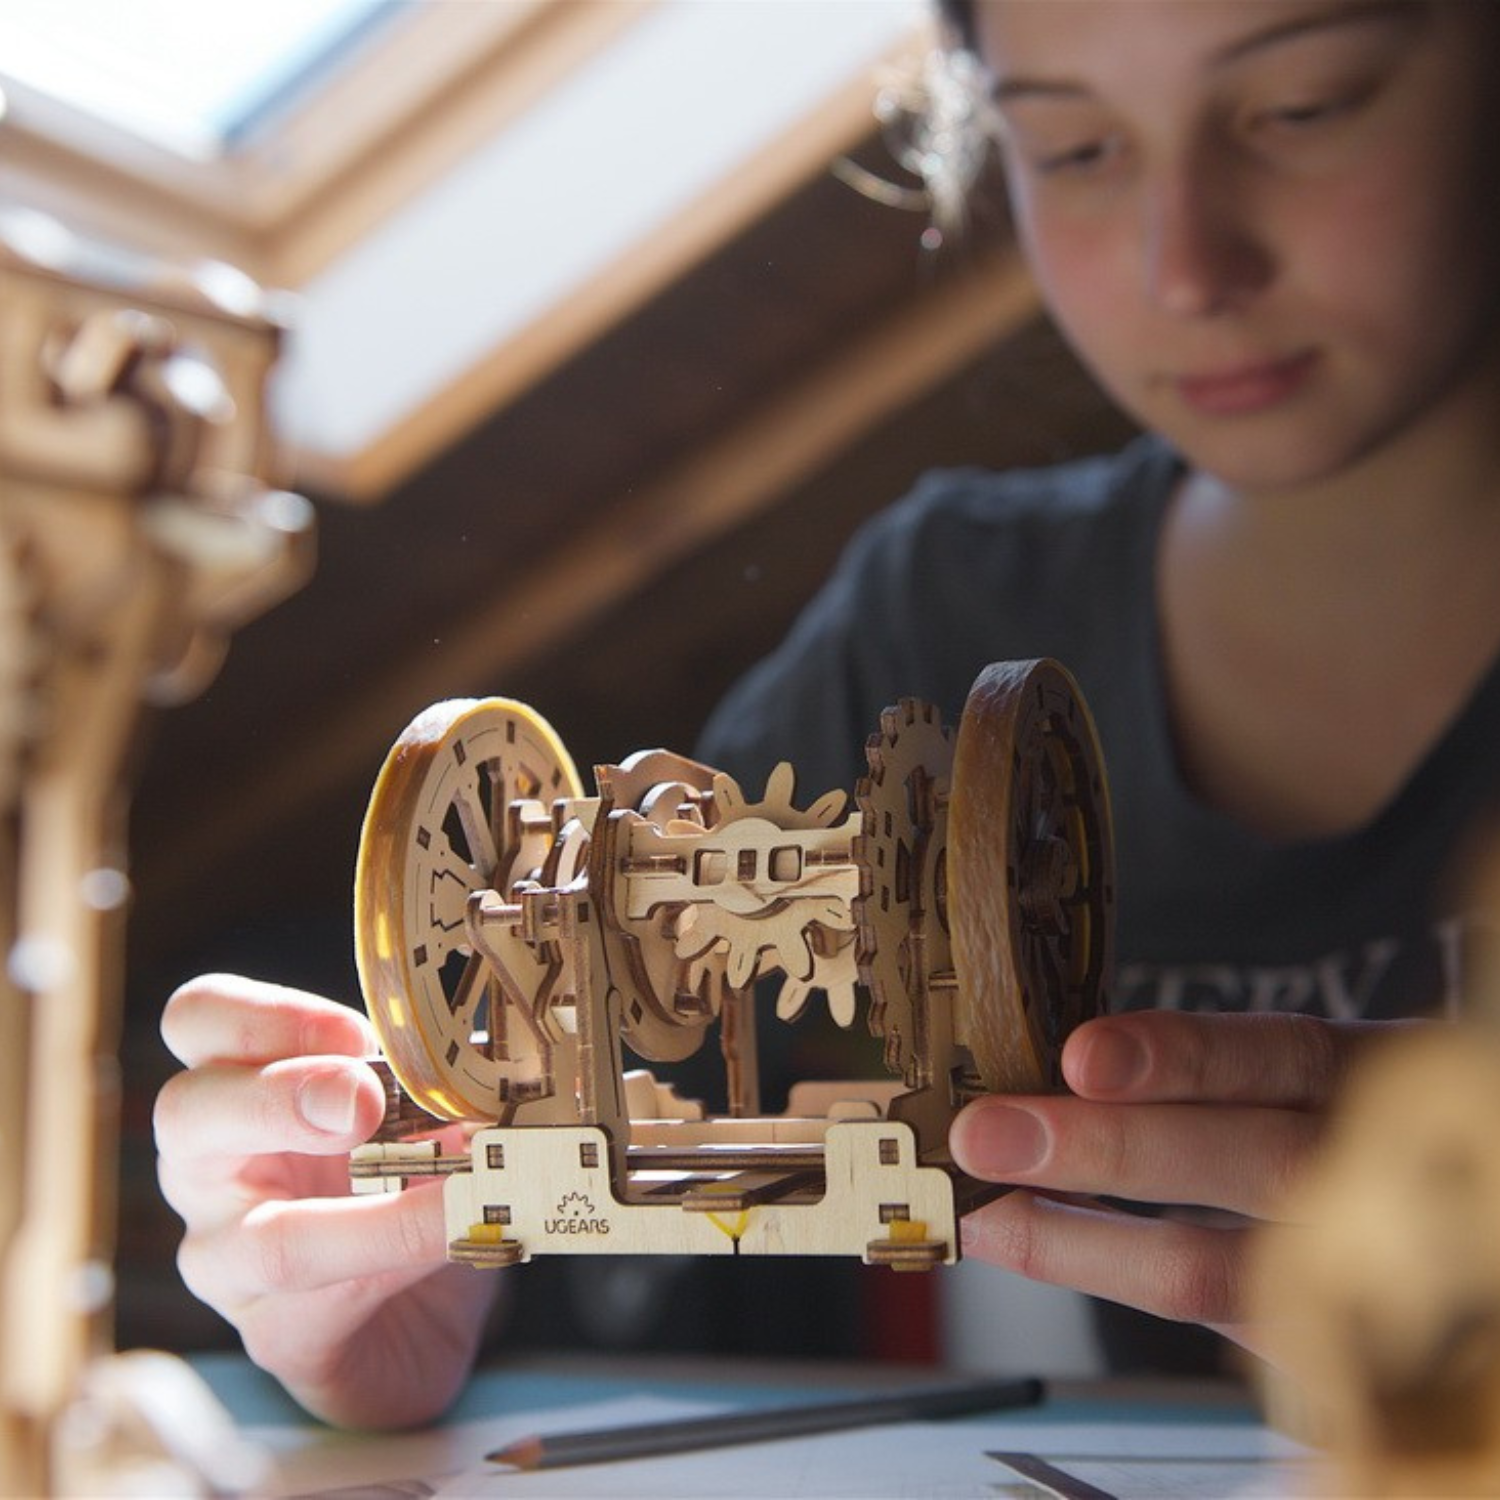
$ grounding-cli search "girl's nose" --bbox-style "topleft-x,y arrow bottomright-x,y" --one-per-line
1142,162 -> 1271,317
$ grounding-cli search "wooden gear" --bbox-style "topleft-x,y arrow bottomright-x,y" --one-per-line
352,657 -> 1114,1270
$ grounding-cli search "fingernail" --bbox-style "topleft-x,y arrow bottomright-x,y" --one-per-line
298,1069 -> 359,1136
1079,1027 -> 1148,1095
952,1102 -> 1048,1178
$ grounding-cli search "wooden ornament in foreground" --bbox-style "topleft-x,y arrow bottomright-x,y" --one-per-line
1253,1025 -> 1500,1497
352,658 -> 1115,1270
1250,847 -> 1500,1498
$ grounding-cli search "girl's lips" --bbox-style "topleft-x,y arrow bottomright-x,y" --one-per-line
1173,350 -> 1319,415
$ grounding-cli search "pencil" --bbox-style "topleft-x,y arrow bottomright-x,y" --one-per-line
486,1374 -> 1044,1471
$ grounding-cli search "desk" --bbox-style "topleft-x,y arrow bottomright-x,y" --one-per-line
193,1353 -> 1314,1498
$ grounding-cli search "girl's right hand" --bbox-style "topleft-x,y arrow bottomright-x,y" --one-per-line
154,974 -> 498,1428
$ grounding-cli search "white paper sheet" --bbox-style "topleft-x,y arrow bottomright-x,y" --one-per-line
249,1398 -> 1316,1500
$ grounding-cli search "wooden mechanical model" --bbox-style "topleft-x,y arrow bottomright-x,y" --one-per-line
0,209 -> 312,1495
351,657 -> 1114,1273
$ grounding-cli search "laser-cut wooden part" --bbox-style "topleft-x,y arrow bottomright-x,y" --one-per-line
352,657 -> 1115,1268
854,699 -> 956,1093
949,658 -> 1114,1093
443,1120 -> 959,1267
594,749 -> 734,1065
604,754 -> 862,1056
354,697 -> 585,1123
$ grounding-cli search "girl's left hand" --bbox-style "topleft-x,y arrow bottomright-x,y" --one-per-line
949,1010 -> 1397,1356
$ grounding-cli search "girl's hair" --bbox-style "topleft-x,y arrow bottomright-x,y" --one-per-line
837,0 -> 993,234
935,0 -> 979,54
903,0 -> 994,232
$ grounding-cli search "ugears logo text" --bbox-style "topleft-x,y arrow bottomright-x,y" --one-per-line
545,1190 -> 610,1235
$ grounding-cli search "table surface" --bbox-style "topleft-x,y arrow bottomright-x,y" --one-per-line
192,1351 -> 1316,1498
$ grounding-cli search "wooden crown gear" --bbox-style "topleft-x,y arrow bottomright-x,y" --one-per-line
352,657 -> 1114,1269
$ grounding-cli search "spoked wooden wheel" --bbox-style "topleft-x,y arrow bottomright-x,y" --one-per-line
948,659 -> 1114,1092
354,698 -> 584,1121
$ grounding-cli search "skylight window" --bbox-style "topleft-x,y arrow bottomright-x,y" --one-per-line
1,0 -> 931,494
0,0 -> 397,159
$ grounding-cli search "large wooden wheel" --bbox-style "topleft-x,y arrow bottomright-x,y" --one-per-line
948,659 -> 1114,1092
354,697 -> 584,1121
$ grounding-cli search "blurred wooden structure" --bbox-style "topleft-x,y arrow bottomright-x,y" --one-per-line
1252,851 -> 1500,1498
0,210 -> 310,1495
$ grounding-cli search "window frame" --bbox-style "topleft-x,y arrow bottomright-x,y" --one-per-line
0,1 -> 651,287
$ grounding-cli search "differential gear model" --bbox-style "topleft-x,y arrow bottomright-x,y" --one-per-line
352,658 -> 1114,1270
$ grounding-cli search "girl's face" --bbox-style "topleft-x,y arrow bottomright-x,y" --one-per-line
974,1 -> 1500,493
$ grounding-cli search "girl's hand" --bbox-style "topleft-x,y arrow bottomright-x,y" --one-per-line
950,1010 -> 1393,1357
154,974 -> 498,1428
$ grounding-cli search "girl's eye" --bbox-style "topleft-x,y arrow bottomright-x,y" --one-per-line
1260,98 -> 1346,127
1032,134 -> 1123,176
1039,142 -> 1104,173
1248,78 -> 1377,135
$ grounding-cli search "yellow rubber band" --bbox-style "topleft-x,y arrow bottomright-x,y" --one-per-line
706,1210 -> 751,1241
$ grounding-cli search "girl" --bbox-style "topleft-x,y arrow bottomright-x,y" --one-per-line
698,0 -> 1500,1370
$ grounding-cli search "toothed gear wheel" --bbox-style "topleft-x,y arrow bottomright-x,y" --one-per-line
853,699 -> 955,1087
606,757 -> 863,1057
594,751 -> 736,1063
698,762 -> 861,1028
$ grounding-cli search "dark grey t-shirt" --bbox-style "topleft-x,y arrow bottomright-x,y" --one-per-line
698,435 -> 1500,1022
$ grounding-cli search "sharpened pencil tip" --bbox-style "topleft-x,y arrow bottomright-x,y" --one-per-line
486,1435 -> 543,1470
